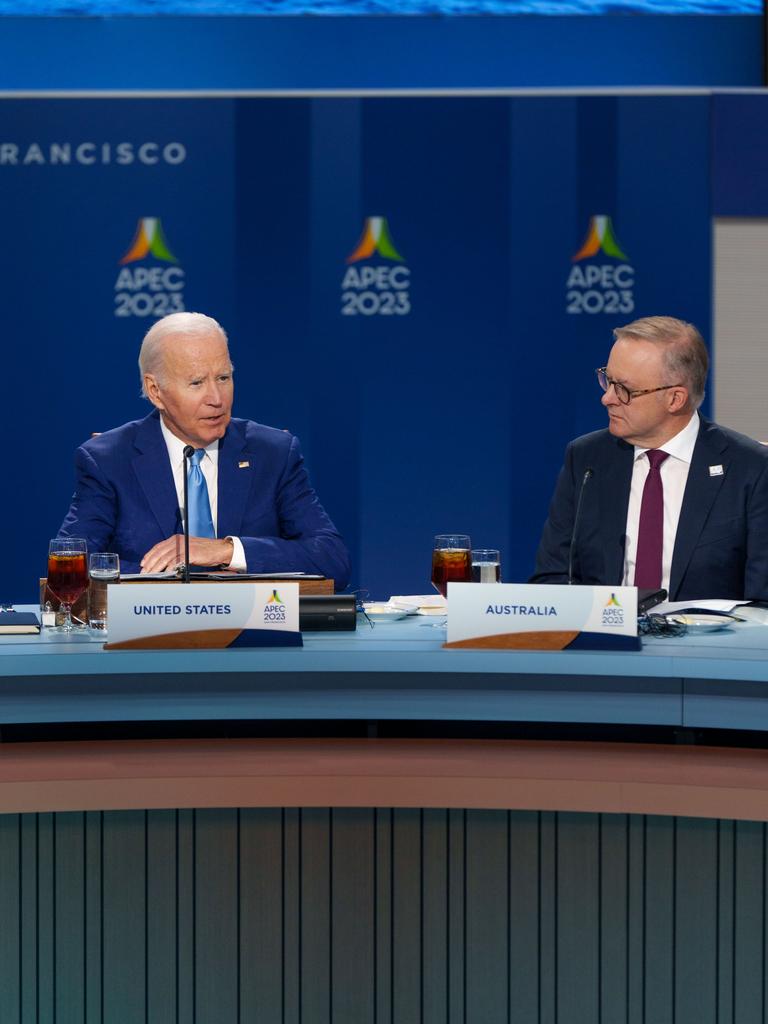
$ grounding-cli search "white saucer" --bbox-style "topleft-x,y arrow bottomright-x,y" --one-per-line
362,603 -> 412,623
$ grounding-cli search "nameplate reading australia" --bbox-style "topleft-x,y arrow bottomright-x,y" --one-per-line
104,582 -> 302,650
444,583 -> 639,651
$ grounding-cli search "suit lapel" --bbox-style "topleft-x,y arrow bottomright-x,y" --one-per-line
669,419 -> 728,598
599,437 -> 635,583
216,420 -> 251,539
131,411 -> 181,537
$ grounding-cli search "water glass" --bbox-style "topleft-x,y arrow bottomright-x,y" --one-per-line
88,552 -> 120,633
471,549 -> 501,584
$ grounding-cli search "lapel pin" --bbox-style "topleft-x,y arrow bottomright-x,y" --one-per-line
709,464 -> 724,477
238,461 -> 250,469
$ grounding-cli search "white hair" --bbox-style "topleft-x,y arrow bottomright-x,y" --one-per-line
138,312 -> 229,398
613,315 -> 708,410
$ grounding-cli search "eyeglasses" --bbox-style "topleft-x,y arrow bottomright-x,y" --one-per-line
596,367 -> 683,406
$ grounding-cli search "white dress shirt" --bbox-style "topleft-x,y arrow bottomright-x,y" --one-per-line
159,420 -> 246,571
622,412 -> 700,593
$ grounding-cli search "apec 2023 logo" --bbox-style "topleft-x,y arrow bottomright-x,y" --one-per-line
566,215 -> 635,316
263,590 -> 287,623
114,218 -> 186,319
341,216 -> 411,317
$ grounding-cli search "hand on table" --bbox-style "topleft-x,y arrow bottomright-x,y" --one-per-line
140,535 -> 234,574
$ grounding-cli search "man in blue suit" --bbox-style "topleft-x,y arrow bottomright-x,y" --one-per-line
58,312 -> 351,587
532,316 -> 768,601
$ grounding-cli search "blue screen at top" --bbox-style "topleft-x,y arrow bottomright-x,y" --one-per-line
1,0 -> 761,13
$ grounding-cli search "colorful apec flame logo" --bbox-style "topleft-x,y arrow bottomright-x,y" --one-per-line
347,216 -> 404,264
573,215 -> 628,262
605,593 -> 622,608
120,217 -> 178,265
267,590 -> 284,605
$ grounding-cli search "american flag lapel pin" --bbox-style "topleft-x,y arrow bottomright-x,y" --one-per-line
238,461 -> 250,469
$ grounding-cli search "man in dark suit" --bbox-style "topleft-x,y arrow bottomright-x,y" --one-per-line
58,312 -> 350,587
532,316 -> 768,601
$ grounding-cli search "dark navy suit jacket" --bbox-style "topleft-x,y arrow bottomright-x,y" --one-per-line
58,410 -> 351,587
531,418 -> 768,601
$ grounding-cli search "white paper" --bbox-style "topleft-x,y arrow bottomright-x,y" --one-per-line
653,598 -> 749,615
389,594 -> 446,615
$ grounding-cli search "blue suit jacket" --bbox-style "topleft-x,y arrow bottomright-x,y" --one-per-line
531,418 -> 768,601
58,411 -> 351,587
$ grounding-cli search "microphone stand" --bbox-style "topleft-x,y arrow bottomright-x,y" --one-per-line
182,445 -> 194,584
568,467 -> 594,585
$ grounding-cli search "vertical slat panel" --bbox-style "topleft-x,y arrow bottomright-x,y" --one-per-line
2,806 -> 768,1023
391,808 -> 422,1024
626,815 -> 646,1024
54,812 -> 85,1023
331,808 -> 375,1024
422,808 -> 448,1023
374,808 -> 393,1024
176,809 -> 195,1024
733,821 -> 765,1024
465,809 -> 508,1022
195,808 -> 239,1023
599,814 -> 629,1022
283,808 -> 301,1024
102,810 -> 146,1023
37,813 -> 54,1024
539,811 -> 557,1024
300,808 -> 331,1023
20,815 -> 38,1024
508,810 -> 539,1024
239,808 -> 283,1021
556,812 -> 600,1024
644,815 -> 675,1024
0,814 -> 20,1021
84,811 -> 102,1024
146,809 -> 177,1024
717,819 -> 735,1024
675,817 -> 718,1024
446,809 -> 465,1024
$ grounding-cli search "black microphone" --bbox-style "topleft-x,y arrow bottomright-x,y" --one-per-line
182,444 -> 194,584
568,467 -> 594,585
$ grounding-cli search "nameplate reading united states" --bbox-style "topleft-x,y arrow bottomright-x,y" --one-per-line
444,583 -> 639,651
104,582 -> 302,649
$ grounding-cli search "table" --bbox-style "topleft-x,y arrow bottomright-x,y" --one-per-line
3,611 -> 768,1021
2,608 -> 768,731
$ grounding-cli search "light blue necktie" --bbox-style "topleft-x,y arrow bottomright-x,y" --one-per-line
187,449 -> 215,538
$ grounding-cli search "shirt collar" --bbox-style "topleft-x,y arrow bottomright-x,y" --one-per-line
159,418 -> 220,468
633,411 -> 700,465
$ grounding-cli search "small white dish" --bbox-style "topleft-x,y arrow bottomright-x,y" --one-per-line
362,603 -> 411,623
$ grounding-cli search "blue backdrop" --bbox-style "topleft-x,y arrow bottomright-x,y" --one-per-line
0,16 -> 761,90
1,94 -> 715,599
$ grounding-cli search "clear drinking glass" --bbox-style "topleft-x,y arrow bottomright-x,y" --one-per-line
88,552 -> 120,634
471,549 -> 502,583
47,538 -> 88,633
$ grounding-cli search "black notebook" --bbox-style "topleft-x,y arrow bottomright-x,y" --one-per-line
0,611 -> 41,635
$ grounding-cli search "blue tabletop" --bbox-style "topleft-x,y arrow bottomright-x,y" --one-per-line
1,608 -> 767,730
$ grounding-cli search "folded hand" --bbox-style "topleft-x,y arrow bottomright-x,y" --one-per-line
140,535 -> 233,574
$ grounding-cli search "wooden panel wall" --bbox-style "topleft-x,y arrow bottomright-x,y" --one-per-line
0,809 -> 764,1022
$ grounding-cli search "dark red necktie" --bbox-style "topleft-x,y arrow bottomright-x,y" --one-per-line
634,449 -> 670,590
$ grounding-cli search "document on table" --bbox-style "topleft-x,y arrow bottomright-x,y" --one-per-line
653,598 -> 750,615
389,594 -> 446,615
121,571 -> 324,581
